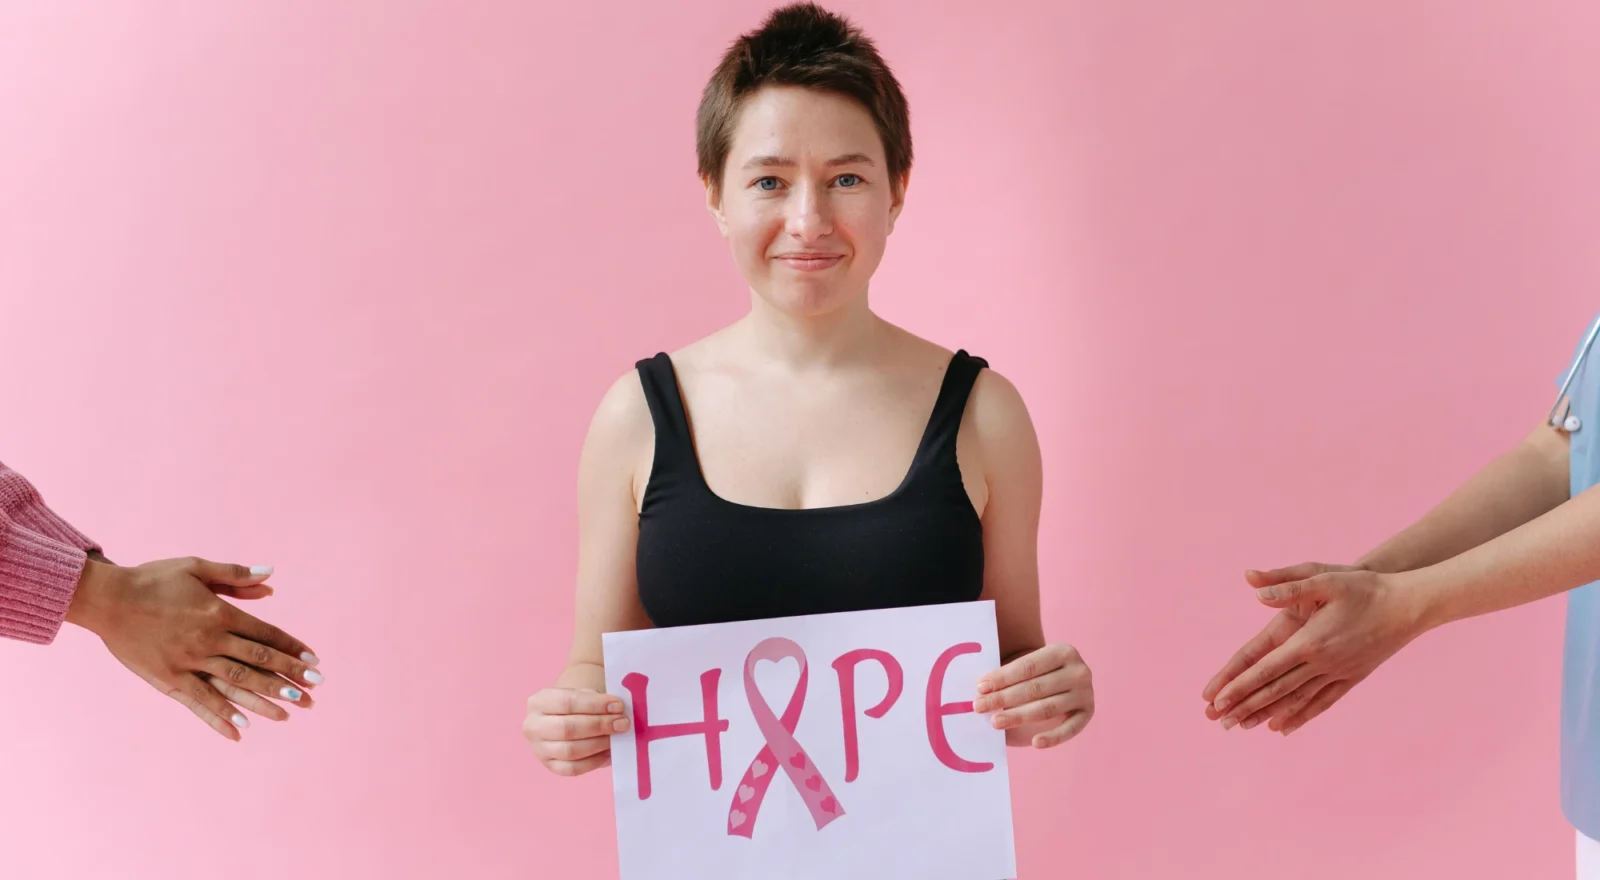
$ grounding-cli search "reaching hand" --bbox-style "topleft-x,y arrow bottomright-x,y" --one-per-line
1202,563 -> 1425,735
1201,562 -> 1357,728
67,557 -> 323,741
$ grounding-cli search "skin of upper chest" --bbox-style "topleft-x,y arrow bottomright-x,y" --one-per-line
657,358 -> 972,512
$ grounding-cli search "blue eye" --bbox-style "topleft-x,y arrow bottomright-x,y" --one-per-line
836,174 -> 862,187
755,177 -> 782,191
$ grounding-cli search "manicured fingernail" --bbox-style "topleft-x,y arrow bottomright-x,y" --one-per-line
232,713 -> 250,728
1221,717 -> 1237,730
991,714 -> 1008,728
250,565 -> 274,577
976,680 -> 993,694
612,717 -> 630,732
1256,587 -> 1276,600
973,698 -> 987,713
1283,725 -> 1297,736
303,668 -> 324,685
300,651 -> 320,665
1213,698 -> 1231,712
1241,717 -> 1259,730
608,701 -> 623,713
281,687 -> 303,701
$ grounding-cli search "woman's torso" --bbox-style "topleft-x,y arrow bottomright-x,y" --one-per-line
631,341 -> 990,628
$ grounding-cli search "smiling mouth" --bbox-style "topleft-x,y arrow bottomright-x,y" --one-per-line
774,254 -> 844,270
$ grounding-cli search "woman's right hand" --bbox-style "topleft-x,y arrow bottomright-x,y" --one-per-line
66,556 -> 323,741
523,687 -> 631,776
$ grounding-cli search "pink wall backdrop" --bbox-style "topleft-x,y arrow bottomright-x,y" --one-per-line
2,2 -> 1597,878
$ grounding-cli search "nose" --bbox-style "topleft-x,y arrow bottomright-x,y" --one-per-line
784,181 -> 832,242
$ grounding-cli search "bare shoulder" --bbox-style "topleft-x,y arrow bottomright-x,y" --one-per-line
581,367 -> 654,488
589,368 -> 651,441
963,364 -> 1041,482
968,367 -> 1033,436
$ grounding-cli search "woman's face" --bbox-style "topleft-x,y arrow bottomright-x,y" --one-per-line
708,85 -> 906,319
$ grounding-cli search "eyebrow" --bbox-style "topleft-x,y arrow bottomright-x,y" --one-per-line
741,152 -> 877,170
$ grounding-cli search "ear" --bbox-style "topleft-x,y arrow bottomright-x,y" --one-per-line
704,176 -> 730,238
887,171 -> 910,235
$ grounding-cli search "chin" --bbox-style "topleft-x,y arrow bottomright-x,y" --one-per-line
755,280 -> 861,318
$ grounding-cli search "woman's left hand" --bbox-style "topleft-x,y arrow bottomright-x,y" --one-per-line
973,643 -> 1094,748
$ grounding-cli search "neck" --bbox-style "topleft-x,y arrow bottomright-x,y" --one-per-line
737,289 -> 884,371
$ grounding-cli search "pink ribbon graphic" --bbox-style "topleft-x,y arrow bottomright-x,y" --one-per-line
727,637 -> 844,838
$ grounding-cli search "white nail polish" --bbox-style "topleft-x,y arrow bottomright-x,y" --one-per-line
249,565 -> 274,577
300,651 -> 320,665
232,713 -> 250,728
303,668 -> 324,685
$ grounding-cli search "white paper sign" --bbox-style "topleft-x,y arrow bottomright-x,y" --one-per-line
602,600 -> 1017,880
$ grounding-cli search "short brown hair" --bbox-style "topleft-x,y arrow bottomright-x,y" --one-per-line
696,3 -> 912,198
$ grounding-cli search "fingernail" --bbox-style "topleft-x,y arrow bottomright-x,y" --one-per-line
973,698 -> 987,713
300,651 -> 320,665
232,713 -> 250,729
250,565 -> 274,577
1213,698 -> 1231,712
281,687 -> 303,701
303,668 -> 324,685
1221,717 -> 1237,730
612,717 -> 630,732
991,713 -> 1008,728
1241,717 -> 1259,730
976,680 -> 993,694
608,701 -> 623,713
1256,587 -> 1276,600
1283,725 -> 1297,736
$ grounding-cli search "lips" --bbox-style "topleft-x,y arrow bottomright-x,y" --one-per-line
774,253 -> 844,271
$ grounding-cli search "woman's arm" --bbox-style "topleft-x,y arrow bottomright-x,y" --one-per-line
967,371 -> 1046,662
963,370 -> 1095,749
524,372 -> 655,775
561,372 -> 657,682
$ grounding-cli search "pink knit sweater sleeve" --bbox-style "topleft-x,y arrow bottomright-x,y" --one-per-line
0,461 -> 101,645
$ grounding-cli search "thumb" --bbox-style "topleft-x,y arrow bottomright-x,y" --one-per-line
189,558 -> 274,588
1246,562 -> 1332,588
1254,575 -> 1335,608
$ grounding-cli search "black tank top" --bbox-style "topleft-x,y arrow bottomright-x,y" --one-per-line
633,349 -> 989,628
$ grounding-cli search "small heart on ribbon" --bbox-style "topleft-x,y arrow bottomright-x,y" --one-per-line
738,784 -> 756,803
730,809 -> 747,829
752,760 -> 769,779
805,775 -> 821,792
789,753 -> 807,770
820,797 -> 838,815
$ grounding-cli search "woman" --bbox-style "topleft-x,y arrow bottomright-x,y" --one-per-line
523,2 -> 1093,777
1,459 -> 323,740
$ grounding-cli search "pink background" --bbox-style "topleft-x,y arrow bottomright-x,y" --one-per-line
1,2 -> 1596,877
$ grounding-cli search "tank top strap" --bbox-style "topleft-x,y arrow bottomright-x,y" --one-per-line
634,353 -> 699,477
913,349 -> 989,468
